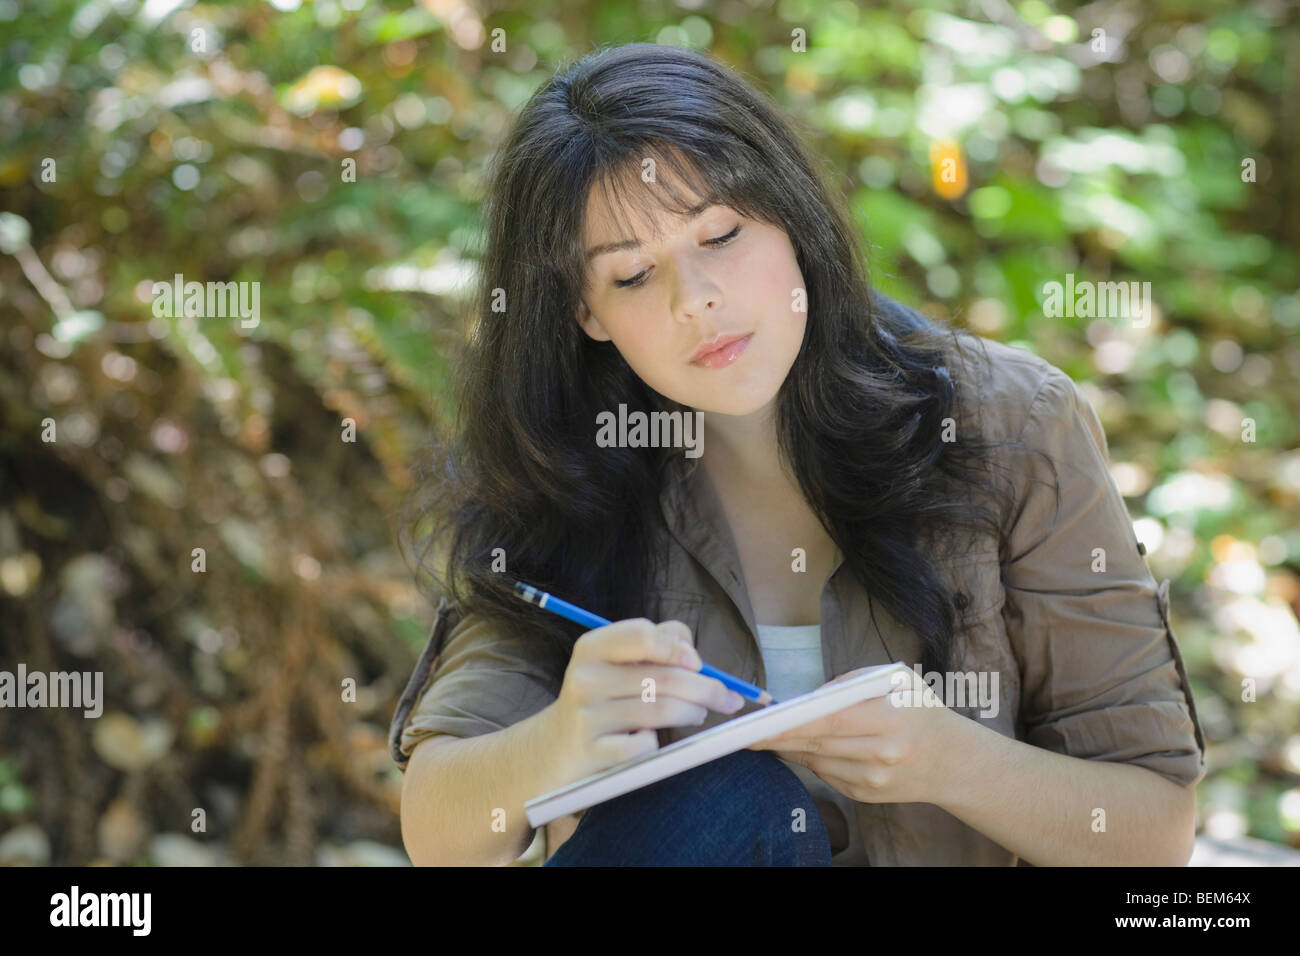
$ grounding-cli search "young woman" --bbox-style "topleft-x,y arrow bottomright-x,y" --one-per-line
392,42 -> 1206,866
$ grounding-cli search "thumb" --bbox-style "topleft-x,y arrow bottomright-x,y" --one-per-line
826,667 -> 872,687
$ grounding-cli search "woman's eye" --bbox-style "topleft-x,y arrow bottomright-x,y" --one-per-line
707,225 -> 741,247
614,270 -> 649,289
613,225 -> 742,289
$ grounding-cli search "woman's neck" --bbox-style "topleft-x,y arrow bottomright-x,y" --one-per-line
699,398 -> 793,492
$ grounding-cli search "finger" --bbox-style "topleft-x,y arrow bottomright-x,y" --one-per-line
800,700 -> 897,740
760,735 -> 874,760
758,716 -> 830,745
808,769 -> 859,802
797,754 -> 884,792
768,749 -> 856,786
579,619 -> 698,668
825,667 -> 874,687
768,714 -> 834,741
591,696 -> 709,735
748,728 -> 801,749
771,748 -> 809,770
585,661 -> 742,713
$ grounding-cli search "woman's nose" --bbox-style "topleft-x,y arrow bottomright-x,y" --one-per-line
671,266 -> 722,323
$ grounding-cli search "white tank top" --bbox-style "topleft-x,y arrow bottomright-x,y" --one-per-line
754,624 -> 868,866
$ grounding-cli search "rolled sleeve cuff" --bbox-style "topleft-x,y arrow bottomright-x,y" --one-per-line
1026,698 -> 1207,787
389,597 -> 567,771
397,673 -> 560,765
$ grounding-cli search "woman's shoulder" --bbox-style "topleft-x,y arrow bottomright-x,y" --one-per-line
942,329 -> 1068,446
872,293 -> 1063,442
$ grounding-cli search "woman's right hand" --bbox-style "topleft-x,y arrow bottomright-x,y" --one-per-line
547,618 -> 747,781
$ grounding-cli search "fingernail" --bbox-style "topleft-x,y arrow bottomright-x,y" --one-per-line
726,692 -> 745,711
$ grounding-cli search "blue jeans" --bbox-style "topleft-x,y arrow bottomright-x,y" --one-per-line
543,748 -> 833,866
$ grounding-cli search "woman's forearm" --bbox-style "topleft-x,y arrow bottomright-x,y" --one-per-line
935,714 -> 1197,866
400,704 -> 576,866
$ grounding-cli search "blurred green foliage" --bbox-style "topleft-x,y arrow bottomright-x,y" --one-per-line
0,0 -> 1297,863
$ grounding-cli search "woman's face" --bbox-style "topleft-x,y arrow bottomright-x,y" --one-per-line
575,177 -> 807,417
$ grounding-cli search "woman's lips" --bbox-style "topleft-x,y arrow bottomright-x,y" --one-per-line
691,333 -> 753,369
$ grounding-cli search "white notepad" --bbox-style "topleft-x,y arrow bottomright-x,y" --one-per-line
524,660 -> 914,828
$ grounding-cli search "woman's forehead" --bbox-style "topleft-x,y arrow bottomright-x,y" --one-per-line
582,163 -> 716,245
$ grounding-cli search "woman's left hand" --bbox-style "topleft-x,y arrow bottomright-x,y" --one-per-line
746,665 -> 967,806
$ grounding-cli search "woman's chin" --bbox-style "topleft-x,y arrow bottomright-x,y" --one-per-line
689,391 -> 780,418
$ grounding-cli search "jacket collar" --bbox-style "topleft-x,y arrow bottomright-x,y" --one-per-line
658,457 -> 759,636
657,453 -> 919,674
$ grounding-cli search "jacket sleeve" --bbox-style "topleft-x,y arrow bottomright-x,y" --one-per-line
388,597 -> 571,772
1001,367 -> 1207,788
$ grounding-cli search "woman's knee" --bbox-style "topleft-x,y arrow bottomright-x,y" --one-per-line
727,750 -> 834,864
618,748 -> 815,821
705,749 -> 823,821
545,749 -> 831,865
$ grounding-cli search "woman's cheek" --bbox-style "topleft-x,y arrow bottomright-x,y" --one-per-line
616,325 -> 675,389
621,323 -> 660,366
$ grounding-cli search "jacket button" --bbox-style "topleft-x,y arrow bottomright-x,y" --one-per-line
954,592 -> 969,610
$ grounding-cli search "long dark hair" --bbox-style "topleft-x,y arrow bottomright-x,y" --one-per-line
400,43 -> 1055,677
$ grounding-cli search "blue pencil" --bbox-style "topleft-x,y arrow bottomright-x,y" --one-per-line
512,580 -> 776,706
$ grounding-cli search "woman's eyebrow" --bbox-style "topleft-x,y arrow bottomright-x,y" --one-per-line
584,201 -> 720,262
